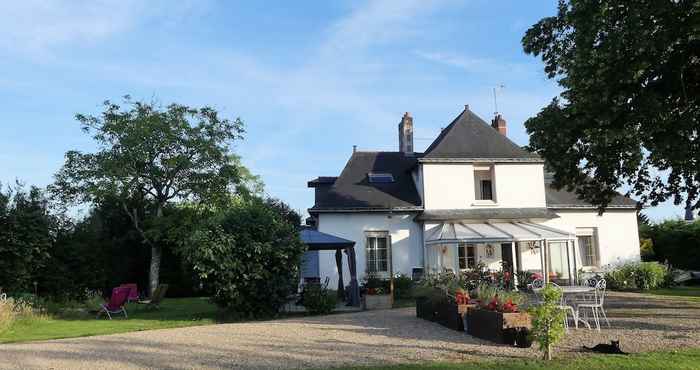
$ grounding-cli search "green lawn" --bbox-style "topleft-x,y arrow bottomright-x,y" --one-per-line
0,297 -> 221,344
340,348 -> 700,370
644,286 -> 700,302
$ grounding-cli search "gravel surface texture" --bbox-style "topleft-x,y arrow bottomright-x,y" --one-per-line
1,292 -> 699,369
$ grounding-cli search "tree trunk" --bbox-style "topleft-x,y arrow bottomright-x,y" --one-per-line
149,205 -> 164,297
545,344 -> 552,360
149,244 -> 162,297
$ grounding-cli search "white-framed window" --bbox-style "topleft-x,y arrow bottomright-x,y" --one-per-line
576,228 -> 599,267
473,165 -> 495,201
458,243 -> 477,270
366,232 -> 390,277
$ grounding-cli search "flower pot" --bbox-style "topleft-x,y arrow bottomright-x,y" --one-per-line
415,296 -> 466,331
466,309 -> 532,344
363,294 -> 392,310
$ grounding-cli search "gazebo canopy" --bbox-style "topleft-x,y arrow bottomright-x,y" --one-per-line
300,228 -> 355,250
299,227 -> 360,307
425,221 -> 573,245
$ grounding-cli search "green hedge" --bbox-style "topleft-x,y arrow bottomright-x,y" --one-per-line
641,220 -> 700,270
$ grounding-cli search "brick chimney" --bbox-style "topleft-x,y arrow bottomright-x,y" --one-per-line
398,112 -> 413,153
491,114 -> 507,136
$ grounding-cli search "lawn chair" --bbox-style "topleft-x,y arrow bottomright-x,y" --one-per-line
138,284 -> 169,309
551,282 -> 578,331
97,287 -> 130,319
576,279 -> 610,331
119,283 -> 139,303
529,278 -> 545,304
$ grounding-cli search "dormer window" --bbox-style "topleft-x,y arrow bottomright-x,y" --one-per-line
474,165 -> 495,202
368,172 -> 395,183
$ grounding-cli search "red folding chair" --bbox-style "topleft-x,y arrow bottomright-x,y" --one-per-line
119,283 -> 139,302
97,287 -> 130,319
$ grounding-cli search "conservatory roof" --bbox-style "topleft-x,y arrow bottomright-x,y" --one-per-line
424,221 -> 574,245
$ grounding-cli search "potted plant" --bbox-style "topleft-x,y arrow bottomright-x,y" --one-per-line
466,285 -> 532,345
413,272 -> 474,331
361,274 -> 392,310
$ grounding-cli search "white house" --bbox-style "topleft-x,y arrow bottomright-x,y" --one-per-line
305,106 -> 640,289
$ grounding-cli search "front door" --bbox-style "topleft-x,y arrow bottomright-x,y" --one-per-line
500,243 -> 514,274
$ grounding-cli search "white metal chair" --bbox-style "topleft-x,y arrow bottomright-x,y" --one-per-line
529,278 -> 545,304
576,279 -> 610,331
551,282 -> 578,331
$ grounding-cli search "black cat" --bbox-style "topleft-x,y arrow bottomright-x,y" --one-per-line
583,340 -> 628,355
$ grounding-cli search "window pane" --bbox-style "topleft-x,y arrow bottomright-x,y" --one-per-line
577,236 -> 597,266
368,248 -> 376,261
378,248 -> 388,261
379,260 -> 388,272
481,180 -> 493,200
458,246 -> 465,258
376,237 -> 387,250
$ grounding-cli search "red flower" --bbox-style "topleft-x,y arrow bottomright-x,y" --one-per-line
501,299 -> 518,313
487,297 -> 499,311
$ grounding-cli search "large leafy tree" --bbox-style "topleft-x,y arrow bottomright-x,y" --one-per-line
52,97 -> 261,295
522,0 -> 699,212
177,197 -> 305,318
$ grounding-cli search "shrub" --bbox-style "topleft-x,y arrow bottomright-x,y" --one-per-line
639,238 -> 655,261
604,261 -> 670,290
302,283 -> 336,315
362,274 -> 391,295
643,220 -> 700,269
392,273 -> 414,299
179,198 -> 305,318
528,284 -> 566,360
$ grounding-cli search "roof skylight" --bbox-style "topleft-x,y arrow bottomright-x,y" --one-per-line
368,172 -> 395,183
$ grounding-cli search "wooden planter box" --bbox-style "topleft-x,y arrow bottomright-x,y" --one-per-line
415,296 -> 466,331
466,309 -> 532,345
363,294 -> 392,310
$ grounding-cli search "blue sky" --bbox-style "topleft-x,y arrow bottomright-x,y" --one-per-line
0,0 -> 685,221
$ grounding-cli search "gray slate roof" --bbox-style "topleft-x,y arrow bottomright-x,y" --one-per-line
544,176 -> 638,208
309,151 -> 423,211
416,208 -> 559,221
422,108 -> 541,161
308,109 -> 637,212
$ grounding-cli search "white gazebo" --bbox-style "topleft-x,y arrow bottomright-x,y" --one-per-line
424,221 -> 577,285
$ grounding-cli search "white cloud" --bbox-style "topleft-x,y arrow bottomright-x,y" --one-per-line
0,0 -> 201,58
414,50 -> 531,76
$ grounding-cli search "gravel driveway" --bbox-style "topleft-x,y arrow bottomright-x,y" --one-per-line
1,292 -> 699,369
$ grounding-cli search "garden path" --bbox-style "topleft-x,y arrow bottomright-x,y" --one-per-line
1,292 -> 699,369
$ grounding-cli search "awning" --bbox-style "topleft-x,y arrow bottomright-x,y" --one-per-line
300,227 -> 355,251
425,221 -> 573,245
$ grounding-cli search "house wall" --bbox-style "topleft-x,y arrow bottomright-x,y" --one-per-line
421,163 -> 546,209
540,209 -> 640,270
422,163 -> 474,209
316,212 -> 423,289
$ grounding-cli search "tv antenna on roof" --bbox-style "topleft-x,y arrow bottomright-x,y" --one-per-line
493,84 -> 505,115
